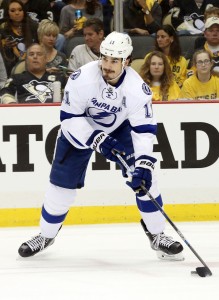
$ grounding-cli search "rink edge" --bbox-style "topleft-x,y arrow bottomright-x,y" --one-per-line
0,203 -> 219,227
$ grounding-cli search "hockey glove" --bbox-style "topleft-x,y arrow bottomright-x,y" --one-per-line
91,131 -> 125,163
126,155 -> 157,196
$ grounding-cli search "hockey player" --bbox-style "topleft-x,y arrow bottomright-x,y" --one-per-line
18,31 -> 184,261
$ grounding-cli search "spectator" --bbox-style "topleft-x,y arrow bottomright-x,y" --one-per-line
167,0 -> 219,35
0,0 -> 54,23
147,25 -> 188,87
193,6 -> 219,50
59,0 -> 103,39
20,0 -> 53,23
38,19 -> 68,74
194,16 -> 219,75
0,52 -> 7,89
140,51 -> 180,101
180,49 -> 219,100
68,17 -> 104,71
123,0 -> 162,36
0,0 -> 38,76
0,43 -> 66,104
204,5 -> 219,19
0,0 -> 9,25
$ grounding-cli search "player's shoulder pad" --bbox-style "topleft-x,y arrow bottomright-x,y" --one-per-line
69,61 -> 99,82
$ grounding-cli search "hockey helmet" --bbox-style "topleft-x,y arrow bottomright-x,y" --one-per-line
100,31 -> 133,59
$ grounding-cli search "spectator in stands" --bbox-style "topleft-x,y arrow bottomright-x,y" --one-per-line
0,0 -> 38,76
20,0 -> 53,22
140,51 -> 180,101
149,25 -> 188,87
0,43 -> 66,104
194,16 -> 219,75
180,49 -> 219,99
0,52 -> 7,89
0,0 -> 9,24
204,5 -> 219,19
123,0 -> 162,36
68,18 -> 104,71
193,7 -> 219,50
59,0 -> 103,39
38,19 -> 68,74
167,0 -> 219,35
0,0 -> 54,23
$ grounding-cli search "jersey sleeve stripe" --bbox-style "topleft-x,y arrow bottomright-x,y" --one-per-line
131,124 -> 157,135
60,110 -> 86,122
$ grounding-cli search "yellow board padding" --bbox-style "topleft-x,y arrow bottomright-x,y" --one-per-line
0,203 -> 219,227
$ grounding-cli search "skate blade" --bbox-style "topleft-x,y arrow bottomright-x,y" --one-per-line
156,250 -> 185,261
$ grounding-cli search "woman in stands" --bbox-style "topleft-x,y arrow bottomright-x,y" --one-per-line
38,19 -> 68,74
180,49 -> 219,100
144,25 -> 188,88
59,0 -> 103,39
0,0 -> 38,76
140,50 -> 180,101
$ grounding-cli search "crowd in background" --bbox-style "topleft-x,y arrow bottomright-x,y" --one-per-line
0,0 -> 219,103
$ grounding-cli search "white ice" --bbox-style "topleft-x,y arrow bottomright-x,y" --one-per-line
0,221 -> 218,300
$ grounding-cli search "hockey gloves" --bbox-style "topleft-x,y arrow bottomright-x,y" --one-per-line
91,131 -> 125,163
126,155 -> 157,196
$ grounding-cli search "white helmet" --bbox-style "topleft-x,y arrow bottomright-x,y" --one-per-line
100,31 -> 133,59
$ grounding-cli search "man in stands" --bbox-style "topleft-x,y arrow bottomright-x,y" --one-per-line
68,18 -> 104,71
194,16 -> 219,75
0,43 -> 66,104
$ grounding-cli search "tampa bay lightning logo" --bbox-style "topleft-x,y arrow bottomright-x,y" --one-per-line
70,69 -> 81,80
102,87 -> 117,101
142,83 -> 152,95
87,107 -> 117,127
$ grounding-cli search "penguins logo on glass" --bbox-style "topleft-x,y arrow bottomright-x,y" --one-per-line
87,107 -> 117,127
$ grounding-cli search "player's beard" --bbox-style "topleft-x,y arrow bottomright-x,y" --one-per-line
102,68 -> 116,81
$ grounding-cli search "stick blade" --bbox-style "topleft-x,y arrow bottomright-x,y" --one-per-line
191,267 -> 212,277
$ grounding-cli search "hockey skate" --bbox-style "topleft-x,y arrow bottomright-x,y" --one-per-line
140,219 -> 184,261
18,234 -> 55,258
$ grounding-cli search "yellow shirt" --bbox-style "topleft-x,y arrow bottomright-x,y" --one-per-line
151,81 -> 181,101
180,74 -> 219,100
144,53 -> 188,88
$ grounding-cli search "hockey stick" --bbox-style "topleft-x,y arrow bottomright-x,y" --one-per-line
115,153 -> 212,277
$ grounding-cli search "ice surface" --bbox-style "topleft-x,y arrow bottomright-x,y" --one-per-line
0,222 -> 218,300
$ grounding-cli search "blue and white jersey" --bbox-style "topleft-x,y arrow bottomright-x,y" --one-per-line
60,61 -> 157,159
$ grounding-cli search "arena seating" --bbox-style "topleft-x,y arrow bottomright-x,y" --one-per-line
63,34 -> 201,61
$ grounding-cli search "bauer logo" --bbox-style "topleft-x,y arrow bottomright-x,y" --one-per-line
142,83 -> 152,95
70,69 -> 81,80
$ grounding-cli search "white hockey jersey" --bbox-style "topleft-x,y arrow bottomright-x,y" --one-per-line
60,61 -> 157,159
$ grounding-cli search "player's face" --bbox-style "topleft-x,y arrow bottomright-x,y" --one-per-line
156,30 -> 173,49
26,45 -> 47,73
41,33 -> 57,48
101,55 -> 124,83
195,53 -> 212,75
150,55 -> 164,80
83,26 -> 103,50
8,2 -> 24,22
204,25 -> 219,46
